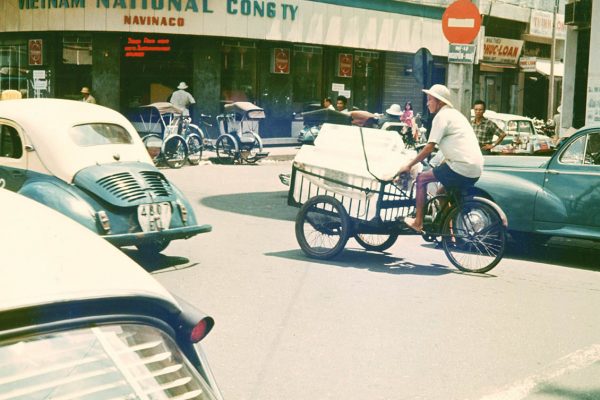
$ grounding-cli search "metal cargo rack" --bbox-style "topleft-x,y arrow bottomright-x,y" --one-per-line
288,163 -> 416,234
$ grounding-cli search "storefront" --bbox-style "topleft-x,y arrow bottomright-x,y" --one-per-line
519,9 -> 566,120
475,10 -> 527,115
1,0 -> 449,140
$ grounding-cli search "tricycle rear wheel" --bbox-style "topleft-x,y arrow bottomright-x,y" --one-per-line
295,195 -> 350,259
354,233 -> 398,252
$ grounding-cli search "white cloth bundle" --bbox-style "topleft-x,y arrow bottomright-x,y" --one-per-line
293,124 -> 422,194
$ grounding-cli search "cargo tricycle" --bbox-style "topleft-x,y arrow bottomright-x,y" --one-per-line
287,124 -> 507,273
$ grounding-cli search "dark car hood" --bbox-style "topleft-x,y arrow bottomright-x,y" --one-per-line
73,162 -> 177,207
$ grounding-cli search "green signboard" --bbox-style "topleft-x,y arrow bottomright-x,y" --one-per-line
448,44 -> 476,64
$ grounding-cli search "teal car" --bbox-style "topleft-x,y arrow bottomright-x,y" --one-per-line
472,126 -> 600,244
0,98 -> 211,255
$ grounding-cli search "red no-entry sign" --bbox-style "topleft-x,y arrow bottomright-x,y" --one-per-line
442,0 -> 481,44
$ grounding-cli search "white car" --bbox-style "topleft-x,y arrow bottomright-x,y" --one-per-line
0,99 -> 211,254
481,111 -> 555,155
0,188 -> 223,399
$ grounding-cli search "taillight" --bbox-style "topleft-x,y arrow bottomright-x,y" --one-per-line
178,201 -> 188,223
173,295 -> 215,343
96,211 -> 111,233
190,318 -> 212,343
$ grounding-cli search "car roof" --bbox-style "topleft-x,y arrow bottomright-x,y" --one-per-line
0,188 -> 178,314
486,111 -> 533,122
0,99 -> 152,182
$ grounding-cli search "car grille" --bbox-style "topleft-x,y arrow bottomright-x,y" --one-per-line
141,171 -> 173,197
97,171 -> 173,204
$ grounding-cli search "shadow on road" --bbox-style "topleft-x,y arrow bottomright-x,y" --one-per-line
122,248 -> 192,273
201,191 -> 297,221
505,239 -> 600,270
266,248 -> 496,278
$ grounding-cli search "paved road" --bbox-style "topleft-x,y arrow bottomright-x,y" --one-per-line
128,161 -> 600,400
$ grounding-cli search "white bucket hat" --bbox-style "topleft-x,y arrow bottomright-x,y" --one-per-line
422,84 -> 453,108
386,103 -> 403,116
177,81 -> 188,90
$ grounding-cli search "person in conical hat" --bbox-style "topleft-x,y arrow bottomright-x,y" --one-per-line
394,84 -> 484,233
169,81 -> 196,117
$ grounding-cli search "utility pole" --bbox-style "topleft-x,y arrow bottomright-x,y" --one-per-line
547,0 -> 559,120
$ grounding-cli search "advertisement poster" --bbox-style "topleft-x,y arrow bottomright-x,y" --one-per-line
271,48 -> 290,74
337,53 -> 353,77
586,77 -> 600,125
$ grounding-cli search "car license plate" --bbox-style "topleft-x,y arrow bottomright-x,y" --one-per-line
137,202 -> 172,232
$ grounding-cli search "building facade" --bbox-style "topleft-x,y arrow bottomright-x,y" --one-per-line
474,0 -> 565,119
0,0 -> 452,140
1,0 -> 565,140
561,0 -> 596,133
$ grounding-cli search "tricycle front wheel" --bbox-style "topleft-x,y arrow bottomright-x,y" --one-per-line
441,200 -> 506,273
295,195 -> 350,259
354,233 -> 398,252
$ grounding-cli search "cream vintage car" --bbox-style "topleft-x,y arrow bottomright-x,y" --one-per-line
483,111 -> 555,155
0,188 -> 222,399
0,98 -> 211,254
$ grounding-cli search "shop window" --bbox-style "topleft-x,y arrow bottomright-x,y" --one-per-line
0,44 -> 29,95
221,43 -> 257,106
292,46 -> 323,111
56,36 -> 92,101
63,36 -> 92,65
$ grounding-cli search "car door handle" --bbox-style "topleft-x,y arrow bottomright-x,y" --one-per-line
547,169 -> 560,175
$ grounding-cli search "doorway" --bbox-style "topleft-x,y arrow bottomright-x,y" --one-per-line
479,74 -> 502,112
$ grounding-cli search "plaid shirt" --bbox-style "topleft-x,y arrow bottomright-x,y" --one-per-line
472,117 -> 503,147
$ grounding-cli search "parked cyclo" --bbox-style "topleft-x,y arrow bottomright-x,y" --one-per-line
214,101 -> 269,163
130,102 -> 204,168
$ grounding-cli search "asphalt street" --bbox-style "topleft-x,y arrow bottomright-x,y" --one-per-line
127,159 -> 600,400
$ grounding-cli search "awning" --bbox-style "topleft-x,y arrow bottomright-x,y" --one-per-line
536,60 -> 564,77
479,62 -> 518,73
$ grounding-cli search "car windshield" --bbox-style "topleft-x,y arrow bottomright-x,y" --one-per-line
69,123 -> 133,147
0,323 -> 218,399
491,119 -> 534,135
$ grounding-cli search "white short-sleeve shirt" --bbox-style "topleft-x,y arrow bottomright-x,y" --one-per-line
170,90 -> 196,115
428,105 -> 483,178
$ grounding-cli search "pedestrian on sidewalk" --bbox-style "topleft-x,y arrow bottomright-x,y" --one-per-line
81,87 -> 96,104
